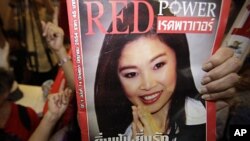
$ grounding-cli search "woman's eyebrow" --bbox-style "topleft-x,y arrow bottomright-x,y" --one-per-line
118,65 -> 137,72
150,53 -> 167,62
118,53 -> 167,72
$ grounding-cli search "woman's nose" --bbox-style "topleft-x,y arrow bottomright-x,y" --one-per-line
139,71 -> 156,90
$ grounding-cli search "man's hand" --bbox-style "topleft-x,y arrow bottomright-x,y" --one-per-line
200,47 -> 242,101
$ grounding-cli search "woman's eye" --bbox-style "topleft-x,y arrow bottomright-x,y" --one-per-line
153,62 -> 166,70
124,72 -> 137,78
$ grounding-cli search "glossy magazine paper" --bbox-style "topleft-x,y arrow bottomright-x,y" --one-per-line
66,0 -> 231,140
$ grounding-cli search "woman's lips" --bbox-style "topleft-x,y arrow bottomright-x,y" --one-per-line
140,90 -> 162,105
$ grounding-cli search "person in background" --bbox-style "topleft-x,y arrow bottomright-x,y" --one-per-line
29,87 -> 81,141
23,0 -> 59,86
28,21 -> 80,141
41,21 -> 74,90
0,67 -> 40,141
0,16 -> 23,101
28,88 -> 72,141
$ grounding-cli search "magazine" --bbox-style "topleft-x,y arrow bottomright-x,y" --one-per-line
66,0 -> 231,140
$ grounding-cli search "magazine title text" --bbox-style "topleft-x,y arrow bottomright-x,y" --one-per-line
84,0 -> 217,34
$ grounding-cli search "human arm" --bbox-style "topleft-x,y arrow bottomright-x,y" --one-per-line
28,88 -> 71,141
41,21 -> 75,90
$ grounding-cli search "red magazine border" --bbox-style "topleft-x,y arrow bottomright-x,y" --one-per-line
207,0 -> 231,141
66,0 -> 89,140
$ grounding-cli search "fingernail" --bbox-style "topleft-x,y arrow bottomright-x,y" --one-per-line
201,76 -> 211,85
199,86 -> 208,94
201,94 -> 210,100
202,62 -> 213,71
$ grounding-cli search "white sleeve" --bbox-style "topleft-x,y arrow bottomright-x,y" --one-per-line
185,97 -> 206,125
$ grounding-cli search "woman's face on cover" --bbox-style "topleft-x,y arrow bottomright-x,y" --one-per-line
117,36 -> 177,113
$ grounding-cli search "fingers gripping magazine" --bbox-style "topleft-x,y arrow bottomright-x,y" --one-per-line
66,0 -> 231,141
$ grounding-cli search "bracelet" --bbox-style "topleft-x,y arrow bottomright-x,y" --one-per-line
58,56 -> 71,66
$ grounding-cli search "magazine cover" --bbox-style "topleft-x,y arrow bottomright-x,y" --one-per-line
66,0 -> 231,140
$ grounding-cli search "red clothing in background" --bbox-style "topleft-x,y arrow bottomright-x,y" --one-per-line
3,103 -> 40,141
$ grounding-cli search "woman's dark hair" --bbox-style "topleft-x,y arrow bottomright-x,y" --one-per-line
94,1 -> 200,138
0,67 -> 14,95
